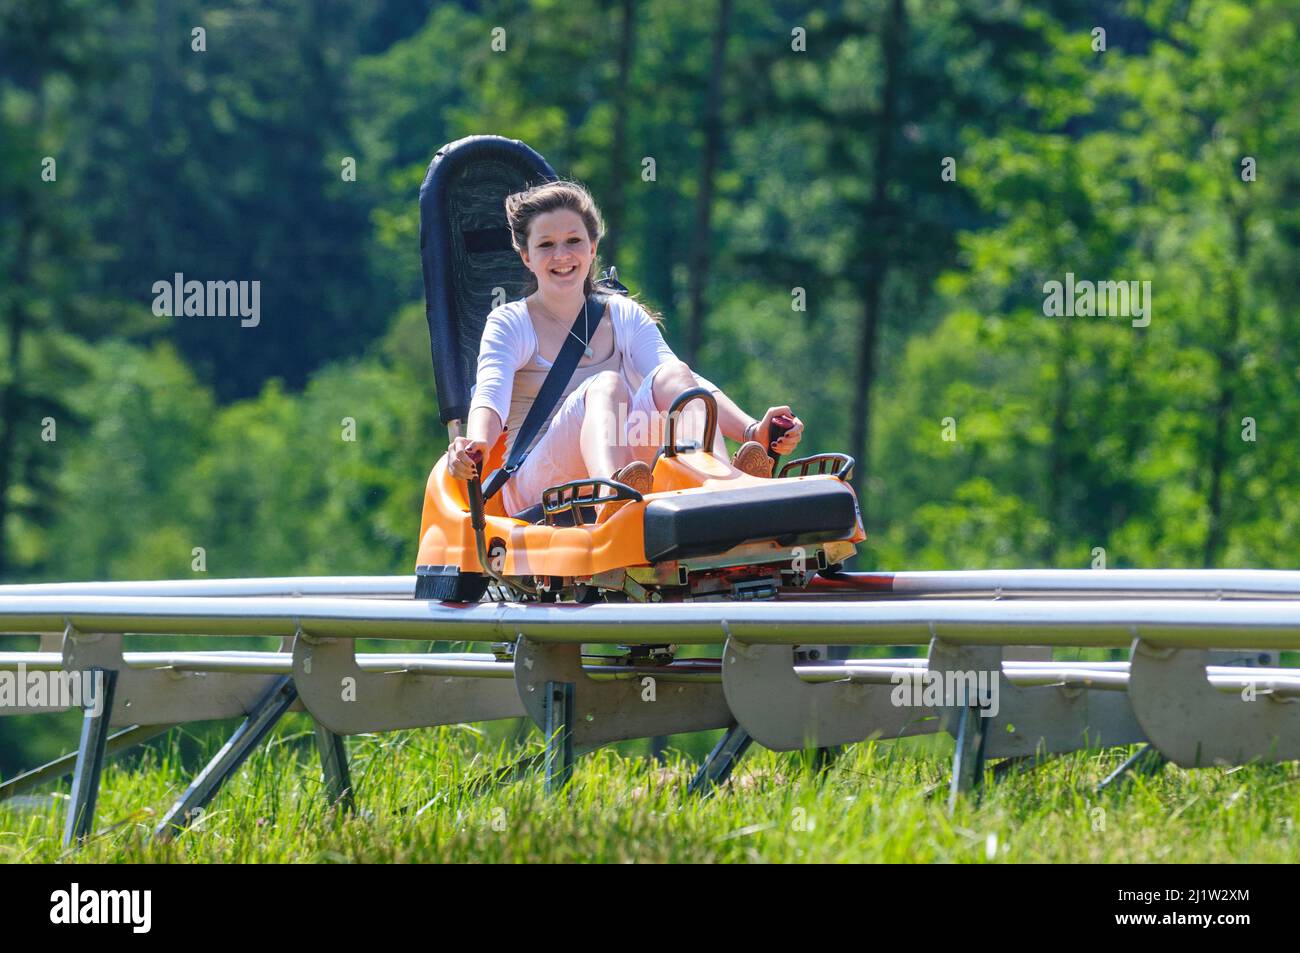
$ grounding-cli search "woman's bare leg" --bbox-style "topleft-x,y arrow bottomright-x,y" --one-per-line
580,371 -> 635,477
651,360 -> 727,461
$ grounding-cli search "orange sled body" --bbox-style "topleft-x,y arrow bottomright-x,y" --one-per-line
416,431 -> 866,602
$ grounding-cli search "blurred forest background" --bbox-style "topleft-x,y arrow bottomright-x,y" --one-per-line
4,0 -> 1299,589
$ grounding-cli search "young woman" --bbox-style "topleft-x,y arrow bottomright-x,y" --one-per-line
446,180 -> 804,519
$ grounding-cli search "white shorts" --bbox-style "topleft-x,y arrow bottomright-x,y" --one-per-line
500,364 -> 722,518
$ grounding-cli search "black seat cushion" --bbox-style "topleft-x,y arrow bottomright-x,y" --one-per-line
642,479 -> 859,562
510,479 -> 859,558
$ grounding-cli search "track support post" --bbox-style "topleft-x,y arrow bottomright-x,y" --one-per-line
513,637 -> 733,772
155,675 -> 298,840
947,703 -> 989,813
543,680 -> 575,794
314,722 -> 354,812
928,638 -> 1146,804
1097,743 -> 1167,792
63,667 -> 119,846
688,723 -> 753,797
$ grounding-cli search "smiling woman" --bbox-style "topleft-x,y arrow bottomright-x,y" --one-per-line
445,179 -> 806,519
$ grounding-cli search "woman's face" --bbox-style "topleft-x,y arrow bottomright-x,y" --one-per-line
521,208 -> 597,296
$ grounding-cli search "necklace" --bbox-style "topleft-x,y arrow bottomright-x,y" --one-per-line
533,296 -> 594,359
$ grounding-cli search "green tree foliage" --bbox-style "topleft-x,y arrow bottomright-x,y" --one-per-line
4,0 -> 1296,581
872,0 -> 1300,570
74,0 -> 402,399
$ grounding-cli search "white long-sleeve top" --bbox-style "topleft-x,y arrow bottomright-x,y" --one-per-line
468,294 -> 718,456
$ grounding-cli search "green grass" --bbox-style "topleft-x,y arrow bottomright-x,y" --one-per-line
2,719 -> 1298,863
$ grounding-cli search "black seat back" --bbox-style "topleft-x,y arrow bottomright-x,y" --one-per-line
419,135 -> 558,427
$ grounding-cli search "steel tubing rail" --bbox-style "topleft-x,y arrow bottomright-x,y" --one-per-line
837,664 -> 1300,695
0,651 -> 715,682
2,649 -> 1296,695
0,576 -> 416,599
3,594 -> 1300,648
0,650 -> 504,677
804,569 -> 1300,600
5,569 -> 1300,602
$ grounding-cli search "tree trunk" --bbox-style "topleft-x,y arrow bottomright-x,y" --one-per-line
0,210 -> 33,576
848,0 -> 905,520
603,0 -> 636,270
684,0 -> 732,365
1044,317 -> 1073,564
1203,206 -> 1248,567
850,269 -> 885,513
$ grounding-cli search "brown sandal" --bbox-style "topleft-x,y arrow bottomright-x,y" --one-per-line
598,461 -> 654,522
730,440 -> 774,479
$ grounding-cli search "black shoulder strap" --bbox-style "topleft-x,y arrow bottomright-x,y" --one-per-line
481,291 -> 610,501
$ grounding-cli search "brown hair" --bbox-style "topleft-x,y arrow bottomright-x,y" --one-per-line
505,179 -> 663,323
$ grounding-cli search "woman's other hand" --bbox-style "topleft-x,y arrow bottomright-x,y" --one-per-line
758,406 -> 804,456
447,436 -> 489,481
